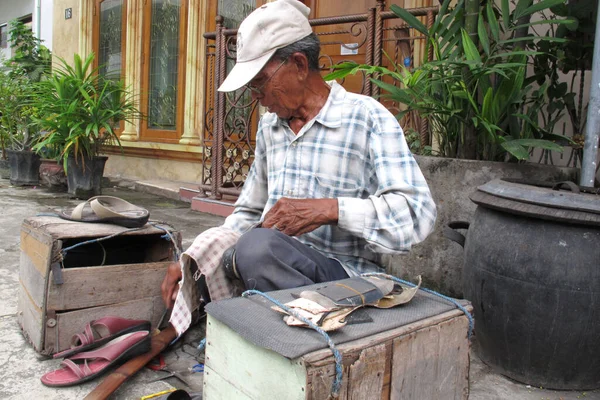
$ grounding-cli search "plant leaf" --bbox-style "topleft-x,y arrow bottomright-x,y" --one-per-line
501,141 -> 531,160
478,13 -> 490,56
501,0 -> 510,30
509,138 -> 563,152
517,0 -> 566,19
390,4 -> 429,36
461,29 -> 482,65
486,2 -> 500,43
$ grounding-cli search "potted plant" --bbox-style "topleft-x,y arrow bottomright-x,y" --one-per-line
326,0 -> 576,161
323,0 -> 584,301
0,20 -> 52,186
33,53 -> 142,198
0,67 -> 13,180
0,71 -> 42,185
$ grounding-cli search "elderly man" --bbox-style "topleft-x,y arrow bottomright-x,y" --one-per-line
161,0 -> 437,335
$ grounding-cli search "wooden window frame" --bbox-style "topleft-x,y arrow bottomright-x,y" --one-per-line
140,0 -> 188,144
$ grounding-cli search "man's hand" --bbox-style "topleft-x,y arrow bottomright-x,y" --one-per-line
161,261 -> 182,309
262,197 -> 338,236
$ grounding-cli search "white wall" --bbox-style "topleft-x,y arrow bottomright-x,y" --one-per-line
38,0 -> 54,50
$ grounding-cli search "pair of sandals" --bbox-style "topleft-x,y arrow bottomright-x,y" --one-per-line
58,196 -> 150,228
41,317 -> 151,387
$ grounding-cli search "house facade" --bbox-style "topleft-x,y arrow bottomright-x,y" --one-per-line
46,0 -> 432,185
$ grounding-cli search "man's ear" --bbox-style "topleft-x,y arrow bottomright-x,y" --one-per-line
291,52 -> 309,81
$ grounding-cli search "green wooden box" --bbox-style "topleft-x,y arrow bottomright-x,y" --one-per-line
204,305 -> 472,400
17,216 -> 180,355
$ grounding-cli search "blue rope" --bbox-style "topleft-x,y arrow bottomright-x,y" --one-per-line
361,272 -> 474,338
197,337 -> 206,352
149,222 -> 182,260
60,227 -> 143,257
242,289 -> 343,398
58,223 -> 180,261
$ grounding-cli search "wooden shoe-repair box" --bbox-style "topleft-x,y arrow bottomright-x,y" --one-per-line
204,286 -> 472,400
17,216 -> 181,355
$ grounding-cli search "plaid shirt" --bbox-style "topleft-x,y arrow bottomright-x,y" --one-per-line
223,82 -> 437,276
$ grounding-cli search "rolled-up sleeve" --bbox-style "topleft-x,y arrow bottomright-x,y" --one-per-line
337,103 -> 437,254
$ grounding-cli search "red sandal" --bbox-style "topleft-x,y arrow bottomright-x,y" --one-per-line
41,331 -> 150,387
53,316 -> 150,359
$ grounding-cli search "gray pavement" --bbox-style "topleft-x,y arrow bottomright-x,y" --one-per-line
0,176 -> 598,399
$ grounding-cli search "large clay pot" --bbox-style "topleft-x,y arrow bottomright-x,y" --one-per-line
39,159 -> 67,191
446,179 -> 600,390
7,149 -> 41,186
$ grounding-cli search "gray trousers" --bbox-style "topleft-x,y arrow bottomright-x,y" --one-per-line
234,228 -> 349,292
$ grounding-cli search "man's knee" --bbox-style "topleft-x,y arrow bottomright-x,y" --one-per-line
234,228 -> 278,279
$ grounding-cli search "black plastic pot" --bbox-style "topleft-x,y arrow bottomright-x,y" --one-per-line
0,158 -> 10,179
7,149 -> 41,186
446,179 -> 600,390
66,155 -> 108,199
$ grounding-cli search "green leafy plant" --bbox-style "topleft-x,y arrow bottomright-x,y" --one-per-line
529,0 -> 596,164
326,0 -> 577,161
0,20 -> 52,155
32,53 -> 142,170
6,19 -> 51,82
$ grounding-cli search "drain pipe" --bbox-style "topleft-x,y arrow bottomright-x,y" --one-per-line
35,0 -> 42,41
580,0 -> 600,187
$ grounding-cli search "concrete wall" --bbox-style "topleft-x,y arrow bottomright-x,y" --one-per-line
51,0 -> 79,64
104,155 -> 205,184
385,156 -> 579,298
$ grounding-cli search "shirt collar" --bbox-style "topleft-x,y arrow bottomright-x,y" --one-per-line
272,81 -> 345,129
314,81 -> 344,129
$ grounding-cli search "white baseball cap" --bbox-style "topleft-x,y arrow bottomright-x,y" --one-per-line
217,0 -> 313,92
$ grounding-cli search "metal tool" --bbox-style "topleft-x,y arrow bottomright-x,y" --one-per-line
147,369 -> 193,387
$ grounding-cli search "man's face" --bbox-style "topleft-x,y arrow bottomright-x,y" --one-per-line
246,58 -> 300,119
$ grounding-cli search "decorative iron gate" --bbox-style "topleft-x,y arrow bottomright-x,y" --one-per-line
198,1 -> 438,201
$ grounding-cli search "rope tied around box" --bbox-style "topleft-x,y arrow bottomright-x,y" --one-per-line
241,273 -> 474,399
361,272 -> 474,339
242,289 -> 345,399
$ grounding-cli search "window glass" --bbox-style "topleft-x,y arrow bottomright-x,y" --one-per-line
0,25 -> 8,49
98,0 -> 123,80
218,0 -> 255,29
148,0 -> 181,130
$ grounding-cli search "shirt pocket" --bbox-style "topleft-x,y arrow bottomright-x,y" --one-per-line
314,175 -> 362,199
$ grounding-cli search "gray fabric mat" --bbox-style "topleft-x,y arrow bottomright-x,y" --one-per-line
206,283 -> 470,359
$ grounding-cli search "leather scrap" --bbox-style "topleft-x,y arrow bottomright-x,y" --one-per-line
373,275 -> 422,309
274,276 -> 421,331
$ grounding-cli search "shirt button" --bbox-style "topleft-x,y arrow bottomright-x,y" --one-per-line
291,142 -> 298,147
287,190 -> 293,195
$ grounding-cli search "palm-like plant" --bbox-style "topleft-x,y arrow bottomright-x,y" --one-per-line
327,0 -> 577,161
32,53 -> 142,170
